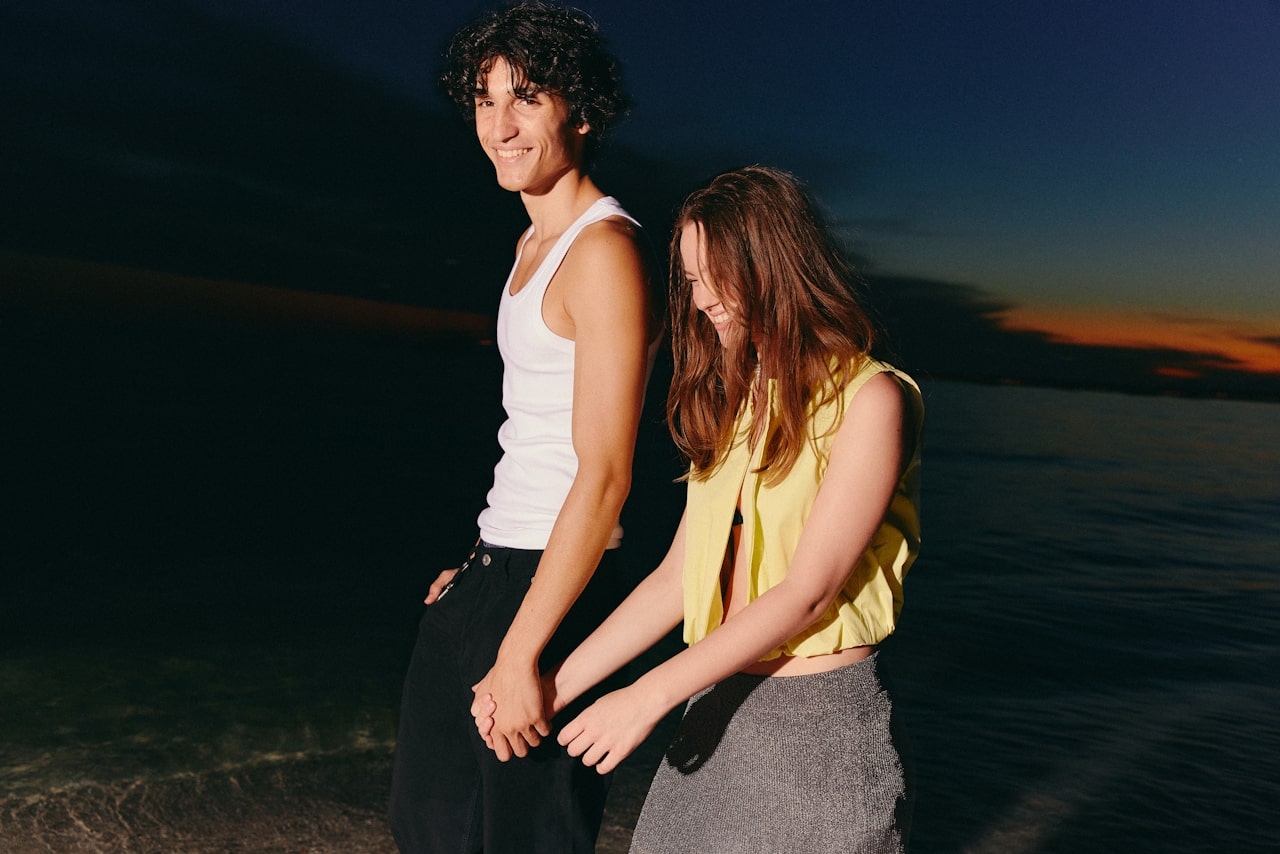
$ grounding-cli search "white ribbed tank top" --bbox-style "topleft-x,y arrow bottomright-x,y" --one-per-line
477,196 -> 640,550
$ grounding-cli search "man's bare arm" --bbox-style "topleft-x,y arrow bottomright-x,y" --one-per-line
476,218 -> 655,760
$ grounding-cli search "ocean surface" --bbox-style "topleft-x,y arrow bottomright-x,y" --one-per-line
3,306 -> 1278,852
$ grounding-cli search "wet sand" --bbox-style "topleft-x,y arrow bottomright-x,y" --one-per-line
0,746 -> 665,854
0,708 -> 677,854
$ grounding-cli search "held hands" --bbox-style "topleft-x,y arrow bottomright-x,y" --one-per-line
469,658 -> 550,762
475,681 -> 664,775
473,671 -> 561,753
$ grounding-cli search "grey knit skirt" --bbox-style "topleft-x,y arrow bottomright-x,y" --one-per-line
628,652 -> 910,854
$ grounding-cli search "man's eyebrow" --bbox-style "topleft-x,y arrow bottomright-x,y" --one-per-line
471,79 -> 544,99
511,81 -> 546,98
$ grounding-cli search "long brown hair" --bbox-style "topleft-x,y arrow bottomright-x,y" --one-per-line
667,166 -> 879,484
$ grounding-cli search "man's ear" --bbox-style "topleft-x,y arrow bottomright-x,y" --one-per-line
576,121 -> 591,136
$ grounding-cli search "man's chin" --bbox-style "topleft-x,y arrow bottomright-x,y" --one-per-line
492,172 -> 522,192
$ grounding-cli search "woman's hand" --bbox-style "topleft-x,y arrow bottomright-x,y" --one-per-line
471,691 -> 497,748
556,685 -> 667,774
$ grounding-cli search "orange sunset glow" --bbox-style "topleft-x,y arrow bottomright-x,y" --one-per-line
998,305 -> 1280,377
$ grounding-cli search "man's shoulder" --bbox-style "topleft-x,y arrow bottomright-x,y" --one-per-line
554,212 -> 653,334
559,215 -> 649,282
575,213 -> 645,249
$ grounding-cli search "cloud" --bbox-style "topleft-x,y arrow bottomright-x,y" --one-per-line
865,274 -> 1280,400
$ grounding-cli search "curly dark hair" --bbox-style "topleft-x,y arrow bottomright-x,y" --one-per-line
438,1 -> 631,166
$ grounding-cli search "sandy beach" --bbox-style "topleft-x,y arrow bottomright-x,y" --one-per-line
0,743 -> 668,854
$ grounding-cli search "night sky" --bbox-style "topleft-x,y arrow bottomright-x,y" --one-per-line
3,0 -> 1280,394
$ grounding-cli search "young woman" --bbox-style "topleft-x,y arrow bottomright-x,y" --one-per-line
477,165 -> 923,852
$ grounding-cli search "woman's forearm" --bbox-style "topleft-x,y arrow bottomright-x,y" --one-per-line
550,516 -> 687,714
629,579 -> 827,713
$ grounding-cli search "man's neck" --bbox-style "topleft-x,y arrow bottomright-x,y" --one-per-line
521,171 -> 606,239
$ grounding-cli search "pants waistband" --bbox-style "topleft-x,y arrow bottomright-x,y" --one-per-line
478,539 -> 542,553
478,538 -> 622,552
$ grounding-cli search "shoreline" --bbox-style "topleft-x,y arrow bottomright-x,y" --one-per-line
1,753 -> 399,854
2,699 -> 681,854
0,747 -> 664,854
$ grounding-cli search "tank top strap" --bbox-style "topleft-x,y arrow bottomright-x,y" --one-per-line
508,196 -> 638,305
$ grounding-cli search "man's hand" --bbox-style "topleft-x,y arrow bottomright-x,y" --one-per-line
472,670 -> 563,751
556,685 -> 664,775
424,568 -> 459,605
471,658 -> 550,761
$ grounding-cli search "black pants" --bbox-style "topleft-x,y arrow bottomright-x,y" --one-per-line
389,541 -> 629,853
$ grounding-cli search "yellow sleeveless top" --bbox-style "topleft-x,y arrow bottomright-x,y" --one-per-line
681,358 -> 923,660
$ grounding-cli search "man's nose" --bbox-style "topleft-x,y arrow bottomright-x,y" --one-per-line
493,102 -> 519,140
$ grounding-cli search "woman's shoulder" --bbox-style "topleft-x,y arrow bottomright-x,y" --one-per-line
831,356 -> 918,398
816,357 -> 923,440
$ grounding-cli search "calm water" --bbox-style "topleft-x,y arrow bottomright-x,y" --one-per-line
886,381 -> 1280,853
4,369 -> 1278,852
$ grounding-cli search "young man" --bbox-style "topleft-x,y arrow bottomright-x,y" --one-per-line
388,3 -> 658,852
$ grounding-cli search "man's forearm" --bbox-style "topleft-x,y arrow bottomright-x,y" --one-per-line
493,466 -> 631,667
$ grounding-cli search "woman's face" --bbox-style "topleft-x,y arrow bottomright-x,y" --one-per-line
679,223 -> 742,347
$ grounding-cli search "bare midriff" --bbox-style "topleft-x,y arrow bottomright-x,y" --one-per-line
720,510 -> 873,677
